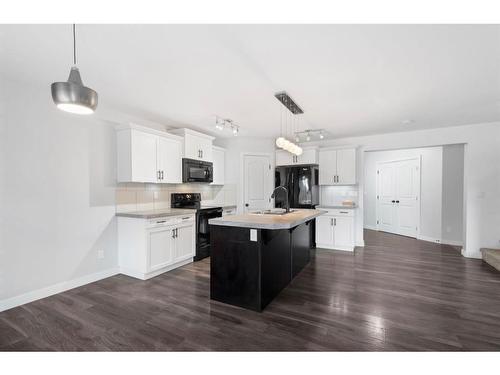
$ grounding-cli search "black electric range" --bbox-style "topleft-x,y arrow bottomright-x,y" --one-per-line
171,193 -> 222,261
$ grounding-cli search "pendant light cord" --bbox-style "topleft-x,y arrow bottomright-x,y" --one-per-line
73,24 -> 77,66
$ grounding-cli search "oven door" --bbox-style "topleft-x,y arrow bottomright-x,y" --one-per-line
183,158 -> 213,183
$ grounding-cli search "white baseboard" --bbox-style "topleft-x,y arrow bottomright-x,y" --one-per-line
0,267 -> 119,313
364,225 -> 378,231
461,248 -> 482,259
417,235 -> 442,244
356,240 -> 365,247
441,239 -> 463,247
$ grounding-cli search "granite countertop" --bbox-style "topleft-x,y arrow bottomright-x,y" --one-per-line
209,209 -> 325,230
316,205 -> 357,210
116,208 -> 196,219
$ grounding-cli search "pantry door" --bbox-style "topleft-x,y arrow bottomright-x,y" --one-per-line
242,154 -> 273,213
376,157 -> 420,238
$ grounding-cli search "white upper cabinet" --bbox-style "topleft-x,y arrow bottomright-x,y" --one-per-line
275,147 -> 318,166
276,150 -> 294,166
116,124 -> 183,184
169,128 -> 215,162
157,136 -> 182,184
336,148 -> 356,185
211,146 -> 225,185
319,147 -> 356,185
298,148 -> 319,164
319,149 -> 337,185
128,129 -> 158,183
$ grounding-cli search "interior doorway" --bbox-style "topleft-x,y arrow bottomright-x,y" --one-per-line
364,145 -> 465,247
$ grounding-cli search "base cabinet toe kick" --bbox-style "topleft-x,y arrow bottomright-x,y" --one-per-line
210,217 -> 316,312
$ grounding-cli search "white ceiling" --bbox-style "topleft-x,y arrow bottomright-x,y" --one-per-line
1,24 -> 500,139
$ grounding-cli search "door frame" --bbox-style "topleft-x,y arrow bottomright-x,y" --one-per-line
240,152 -> 274,213
375,156 -> 421,238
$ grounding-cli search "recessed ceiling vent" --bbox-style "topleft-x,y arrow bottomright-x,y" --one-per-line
274,91 -> 303,114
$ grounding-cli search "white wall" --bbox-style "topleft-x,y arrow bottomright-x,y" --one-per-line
216,137 -> 275,213
442,144 -> 465,246
364,147 -> 443,242
0,76 -> 119,310
305,121 -> 500,259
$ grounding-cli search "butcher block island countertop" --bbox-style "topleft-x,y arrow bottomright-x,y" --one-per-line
209,209 -> 325,229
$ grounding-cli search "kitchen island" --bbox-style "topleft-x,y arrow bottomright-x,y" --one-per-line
209,209 -> 325,312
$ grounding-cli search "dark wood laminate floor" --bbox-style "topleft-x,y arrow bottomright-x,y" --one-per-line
2,229 -> 500,351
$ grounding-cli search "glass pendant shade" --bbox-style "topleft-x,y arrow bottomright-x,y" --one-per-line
51,67 -> 98,114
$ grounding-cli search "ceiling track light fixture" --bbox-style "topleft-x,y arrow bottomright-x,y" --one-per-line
275,91 -> 303,156
294,129 -> 325,142
51,24 -> 98,114
215,116 -> 239,136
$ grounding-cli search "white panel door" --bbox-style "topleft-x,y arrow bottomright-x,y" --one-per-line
319,149 -> 337,185
148,227 -> 175,271
336,148 -> 356,184
175,223 -> 195,262
376,158 -> 420,238
211,148 -> 225,185
157,136 -> 182,184
316,215 -> 334,247
377,162 -> 397,233
394,159 -> 420,237
243,155 -> 272,212
131,130 -> 158,183
333,216 -> 354,248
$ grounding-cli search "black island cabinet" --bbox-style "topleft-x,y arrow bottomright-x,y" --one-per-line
210,219 -> 315,312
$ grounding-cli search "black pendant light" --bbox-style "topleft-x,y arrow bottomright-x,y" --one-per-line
51,24 -> 98,114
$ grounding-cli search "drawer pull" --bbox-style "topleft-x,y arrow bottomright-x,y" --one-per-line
340,211 -> 349,214
182,217 -> 191,220
156,220 -> 167,224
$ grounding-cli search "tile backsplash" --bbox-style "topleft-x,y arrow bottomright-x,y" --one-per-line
116,183 -> 237,213
320,185 -> 359,207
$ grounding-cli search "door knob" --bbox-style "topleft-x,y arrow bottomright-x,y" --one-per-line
245,203 -> 249,207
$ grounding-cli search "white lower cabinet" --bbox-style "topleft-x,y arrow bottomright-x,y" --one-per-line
315,209 -> 355,251
148,226 -> 175,271
118,214 -> 196,280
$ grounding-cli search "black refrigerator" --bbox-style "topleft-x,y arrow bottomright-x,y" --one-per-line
274,165 -> 319,247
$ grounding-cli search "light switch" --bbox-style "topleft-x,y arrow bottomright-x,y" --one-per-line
250,229 -> 257,242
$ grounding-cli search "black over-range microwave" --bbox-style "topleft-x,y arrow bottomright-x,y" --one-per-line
182,158 -> 213,183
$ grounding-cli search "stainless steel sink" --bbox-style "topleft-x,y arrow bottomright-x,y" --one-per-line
250,209 -> 296,215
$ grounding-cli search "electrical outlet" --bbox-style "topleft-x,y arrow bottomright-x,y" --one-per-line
97,249 -> 105,259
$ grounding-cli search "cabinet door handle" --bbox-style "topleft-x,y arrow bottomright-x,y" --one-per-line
176,228 -> 178,238
330,218 -> 333,226
396,200 -> 400,204
201,150 -> 204,159
162,171 -> 165,180
157,170 -> 161,180
172,229 -> 176,238
334,218 -> 337,226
